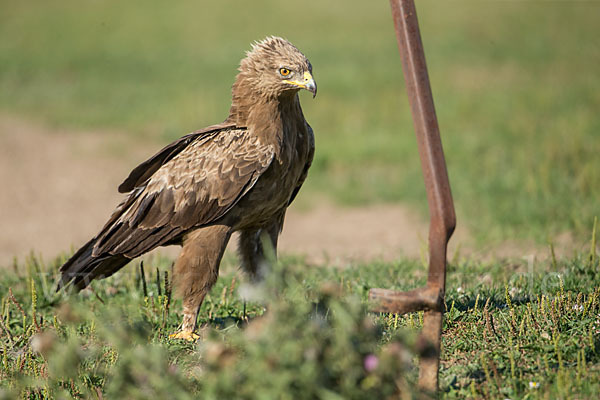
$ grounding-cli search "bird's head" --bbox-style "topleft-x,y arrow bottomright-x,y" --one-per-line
235,36 -> 317,99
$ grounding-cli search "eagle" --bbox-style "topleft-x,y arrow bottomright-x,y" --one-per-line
58,36 -> 316,340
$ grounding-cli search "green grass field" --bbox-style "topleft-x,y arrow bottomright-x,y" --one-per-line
1,0 -> 600,398
1,233 -> 599,398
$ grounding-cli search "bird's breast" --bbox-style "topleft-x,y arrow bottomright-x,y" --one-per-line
231,121 -> 312,228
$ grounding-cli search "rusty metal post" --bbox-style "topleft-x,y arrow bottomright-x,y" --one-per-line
369,0 -> 456,394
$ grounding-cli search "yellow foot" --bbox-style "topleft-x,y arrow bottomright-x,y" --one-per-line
168,330 -> 200,341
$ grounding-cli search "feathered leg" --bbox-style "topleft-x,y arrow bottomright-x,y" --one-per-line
238,211 -> 284,281
170,224 -> 232,340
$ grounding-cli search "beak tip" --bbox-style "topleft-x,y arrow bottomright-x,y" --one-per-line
308,82 -> 317,98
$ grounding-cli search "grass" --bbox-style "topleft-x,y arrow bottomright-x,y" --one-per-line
1,0 -> 599,243
1,226 -> 599,398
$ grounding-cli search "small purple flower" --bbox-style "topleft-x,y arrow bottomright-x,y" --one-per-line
364,354 -> 379,372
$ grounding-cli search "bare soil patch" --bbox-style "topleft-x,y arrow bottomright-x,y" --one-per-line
0,116 -> 151,266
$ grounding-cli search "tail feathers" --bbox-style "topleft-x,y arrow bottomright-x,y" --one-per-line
57,238 -> 131,292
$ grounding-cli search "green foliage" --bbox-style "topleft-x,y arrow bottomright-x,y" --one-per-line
441,262 -> 600,399
1,230 -> 599,398
0,255 -> 411,399
1,0 -> 598,242
197,264 -> 409,399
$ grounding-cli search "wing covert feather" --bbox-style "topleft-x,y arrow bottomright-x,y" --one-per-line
117,122 -> 234,193
93,128 -> 274,258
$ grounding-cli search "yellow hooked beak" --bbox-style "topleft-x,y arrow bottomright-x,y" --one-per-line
283,71 -> 317,98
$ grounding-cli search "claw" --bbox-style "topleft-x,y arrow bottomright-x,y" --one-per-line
169,330 -> 200,341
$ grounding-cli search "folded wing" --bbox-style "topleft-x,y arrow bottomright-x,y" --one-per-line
58,126 -> 274,289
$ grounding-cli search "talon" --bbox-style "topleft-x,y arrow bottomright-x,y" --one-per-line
169,330 -> 200,341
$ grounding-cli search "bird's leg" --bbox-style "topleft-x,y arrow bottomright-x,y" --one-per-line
238,226 -> 278,321
237,213 -> 283,323
238,214 -> 281,282
238,229 -> 268,282
169,224 -> 232,341
174,293 -> 207,341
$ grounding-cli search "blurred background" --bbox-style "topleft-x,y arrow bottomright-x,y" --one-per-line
1,0 -> 598,265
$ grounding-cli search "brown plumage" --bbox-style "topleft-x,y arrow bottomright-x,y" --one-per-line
58,37 -> 316,339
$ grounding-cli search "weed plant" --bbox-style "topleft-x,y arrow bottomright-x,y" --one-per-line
0,224 -> 599,398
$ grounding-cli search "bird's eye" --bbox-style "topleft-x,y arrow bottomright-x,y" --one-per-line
279,68 -> 291,77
